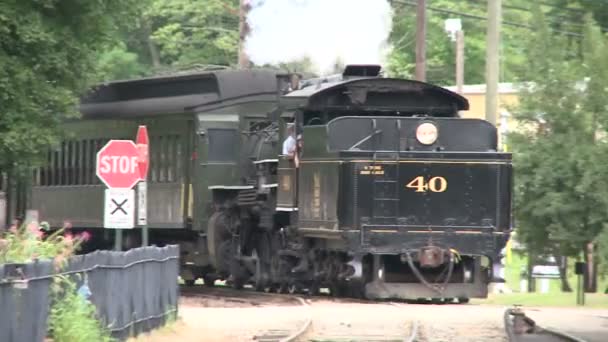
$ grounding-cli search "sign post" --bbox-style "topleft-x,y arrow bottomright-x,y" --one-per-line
96,140 -> 141,251
136,126 -> 150,246
575,261 -> 586,306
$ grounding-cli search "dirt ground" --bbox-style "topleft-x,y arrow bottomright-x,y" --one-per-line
128,295 -> 608,342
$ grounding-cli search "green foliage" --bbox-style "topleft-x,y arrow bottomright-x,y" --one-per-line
510,5 -> 608,260
0,0 -> 140,172
0,223 -> 107,341
146,0 -> 239,69
97,42 -> 147,82
387,0 -> 528,84
386,1 -> 607,85
49,275 -> 114,342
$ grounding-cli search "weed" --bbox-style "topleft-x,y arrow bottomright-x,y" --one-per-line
48,275 -> 114,342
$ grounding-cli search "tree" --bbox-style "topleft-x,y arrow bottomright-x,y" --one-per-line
509,5 -> 608,292
385,0 -> 608,86
0,0 -> 139,173
96,42 -> 147,82
143,0 -> 239,71
386,0 -> 530,85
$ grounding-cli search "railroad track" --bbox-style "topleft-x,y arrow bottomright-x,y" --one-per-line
504,307 -> 588,342
253,300 -> 419,342
252,297 -> 312,342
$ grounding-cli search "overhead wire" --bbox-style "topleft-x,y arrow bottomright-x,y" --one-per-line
389,0 -> 584,37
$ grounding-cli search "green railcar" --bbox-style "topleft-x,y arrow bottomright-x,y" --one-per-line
30,69 -> 289,282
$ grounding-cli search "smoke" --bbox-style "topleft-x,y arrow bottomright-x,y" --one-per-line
245,0 -> 393,75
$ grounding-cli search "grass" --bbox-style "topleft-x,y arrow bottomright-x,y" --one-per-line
474,292 -> 608,308
474,251 -> 608,308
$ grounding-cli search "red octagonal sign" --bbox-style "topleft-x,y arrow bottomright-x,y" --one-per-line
96,140 -> 142,189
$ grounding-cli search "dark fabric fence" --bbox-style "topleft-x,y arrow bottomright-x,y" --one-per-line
0,245 -> 180,342
0,259 -> 54,342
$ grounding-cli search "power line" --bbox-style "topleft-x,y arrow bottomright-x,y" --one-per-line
390,0 -> 583,37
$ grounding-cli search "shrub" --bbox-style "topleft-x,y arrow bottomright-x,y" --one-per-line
0,222 -> 89,266
0,222 -> 112,342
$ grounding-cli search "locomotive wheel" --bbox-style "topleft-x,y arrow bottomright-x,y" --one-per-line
208,211 -> 233,274
184,279 -> 196,287
307,282 -> 320,296
230,258 -> 247,290
347,281 -> 366,299
263,284 -> 275,293
330,282 -> 347,297
275,283 -> 287,294
253,232 -> 272,292
287,283 -> 298,294
203,276 -> 216,287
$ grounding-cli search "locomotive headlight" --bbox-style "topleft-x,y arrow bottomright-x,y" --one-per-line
416,122 -> 438,145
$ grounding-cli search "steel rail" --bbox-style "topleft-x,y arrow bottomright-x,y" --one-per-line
249,296 -> 312,342
281,297 -> 312,342
504,307 -> 588,342
390,302 -> 421,342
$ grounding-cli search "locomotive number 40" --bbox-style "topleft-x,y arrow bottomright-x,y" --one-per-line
406,176 -> 447,193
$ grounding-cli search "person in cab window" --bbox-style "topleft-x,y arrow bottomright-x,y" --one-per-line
282,123 -> 296,157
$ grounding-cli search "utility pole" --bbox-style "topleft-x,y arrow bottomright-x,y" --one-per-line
415,0 -> 427,81
456,30 -> 464,94
444,19 -> 463,94
485,0 -> 501,126
238,0 -> 251,69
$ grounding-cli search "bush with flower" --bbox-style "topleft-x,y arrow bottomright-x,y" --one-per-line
0,221 -> 111,342
0,221 -> 90,267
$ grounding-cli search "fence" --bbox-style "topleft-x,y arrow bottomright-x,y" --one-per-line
0,245 -> 180,342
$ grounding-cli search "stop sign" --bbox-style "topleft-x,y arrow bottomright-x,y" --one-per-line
135,126 -> 149,180
96,140 -> 142,189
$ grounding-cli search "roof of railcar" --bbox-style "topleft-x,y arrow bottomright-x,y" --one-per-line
79,68 -> 284,119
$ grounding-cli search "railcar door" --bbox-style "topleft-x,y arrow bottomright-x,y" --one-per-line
194,113 -> 241,230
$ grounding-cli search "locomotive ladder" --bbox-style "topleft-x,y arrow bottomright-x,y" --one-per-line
370,120 -> 401,226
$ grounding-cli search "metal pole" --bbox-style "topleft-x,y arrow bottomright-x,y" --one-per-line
485,0 -> 501,126
142,225 -> 148,246
415,0 -> 427,81
139,181 -> 148,246
114,229 -> 123,251
456,30 -> 464,94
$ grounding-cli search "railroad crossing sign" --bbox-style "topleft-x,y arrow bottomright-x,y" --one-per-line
96,140 -> 141,189
104,188 -> 135,229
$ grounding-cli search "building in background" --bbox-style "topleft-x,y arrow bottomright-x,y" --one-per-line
444,83 -> 520,151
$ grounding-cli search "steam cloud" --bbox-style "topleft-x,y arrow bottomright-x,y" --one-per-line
245,0 -> 393,75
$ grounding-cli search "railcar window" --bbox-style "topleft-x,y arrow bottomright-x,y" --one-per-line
208,128 -> 238,162
149,134 -> 182,183
34,134 -> 184,187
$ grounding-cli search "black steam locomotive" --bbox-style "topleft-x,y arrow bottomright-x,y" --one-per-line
29,65 -> 512,301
